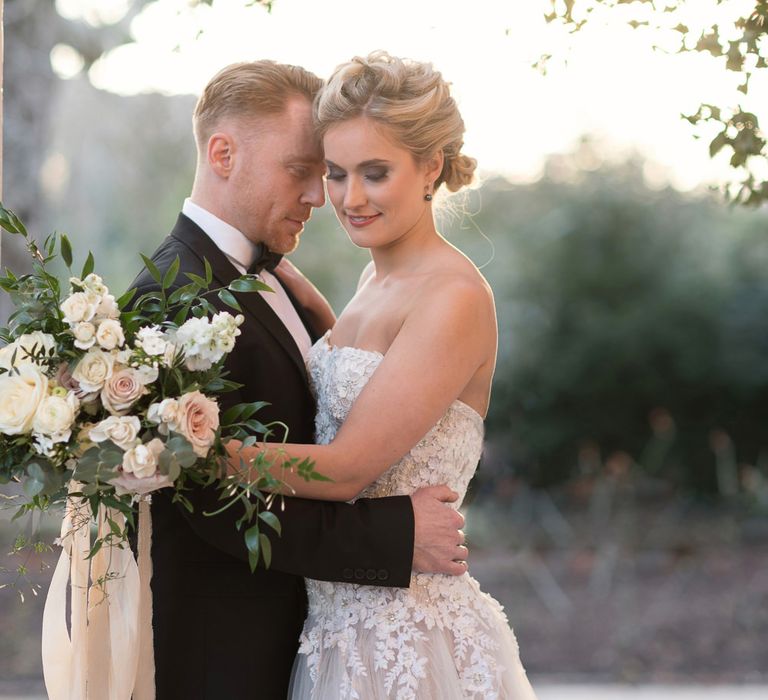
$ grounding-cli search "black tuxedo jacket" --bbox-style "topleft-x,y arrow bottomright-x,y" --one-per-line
130,214 -> 414,699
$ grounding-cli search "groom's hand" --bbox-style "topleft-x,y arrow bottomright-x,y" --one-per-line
411,485 -> 468,576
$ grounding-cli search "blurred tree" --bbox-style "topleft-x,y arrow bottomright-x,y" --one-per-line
472,142 -> 768,492
542,0 -> 768,206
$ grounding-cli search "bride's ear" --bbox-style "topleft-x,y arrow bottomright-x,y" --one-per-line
208,132 -> 235,178
423,150 -> 444,187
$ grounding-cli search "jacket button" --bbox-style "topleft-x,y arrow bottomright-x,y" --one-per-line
354,568 -> 365,580
343,568 -> 354,579
377,569 -> 389,581
366,569 -> 377,581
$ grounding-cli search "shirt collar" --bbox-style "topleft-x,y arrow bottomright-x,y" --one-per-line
182,198 -> 258,269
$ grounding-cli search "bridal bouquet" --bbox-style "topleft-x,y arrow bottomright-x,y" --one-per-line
0,203 -> 320,698
0,202 -> 312,568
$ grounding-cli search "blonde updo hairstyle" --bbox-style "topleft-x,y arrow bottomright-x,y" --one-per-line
314,51 -> 477,194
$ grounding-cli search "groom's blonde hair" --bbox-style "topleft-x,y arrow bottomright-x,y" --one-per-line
193,60 -> 323,149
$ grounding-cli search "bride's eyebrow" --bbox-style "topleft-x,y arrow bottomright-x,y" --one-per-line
325,159 -> 391,169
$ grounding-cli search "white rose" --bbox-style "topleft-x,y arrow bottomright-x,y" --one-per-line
73,322 -> 96,350
1,332 -> 58,369
0,364 -> 49,435
32,392 -> 79,436
147,398 -> 180,435
95,294 -> 120,321
81,273 -> 108,297
100,366 -> 150,415
61,291 -> 99,324
71,349 -> 115,394
89,415 -> 141,450
122,438 -> 165,479
95,319 -> 125,350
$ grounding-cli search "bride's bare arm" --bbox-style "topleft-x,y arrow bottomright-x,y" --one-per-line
275,258 -> 336,336
228,278 -> 496,501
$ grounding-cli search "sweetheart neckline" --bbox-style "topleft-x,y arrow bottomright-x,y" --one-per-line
316,330 -> 486,427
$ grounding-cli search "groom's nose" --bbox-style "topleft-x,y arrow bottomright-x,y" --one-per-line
302,175 -> 326,208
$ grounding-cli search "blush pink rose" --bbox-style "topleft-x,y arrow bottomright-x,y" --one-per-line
101,367 -> 149,416
177,391 -> 219,457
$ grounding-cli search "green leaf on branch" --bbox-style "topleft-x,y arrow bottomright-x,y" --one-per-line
116,287 -> 137,309
60,234 -> 73,268
259,533 -> 272,568
140,254 -> 162,285
229,276 -> 273,293
258,510 -> 281,536
163,256 -> 181,290
81,251 -> 95,279
218,289 -> 241,312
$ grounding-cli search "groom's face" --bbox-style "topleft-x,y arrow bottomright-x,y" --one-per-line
230,96 -> 326,254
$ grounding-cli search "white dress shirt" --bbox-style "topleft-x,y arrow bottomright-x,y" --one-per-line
182,199 -> 312,359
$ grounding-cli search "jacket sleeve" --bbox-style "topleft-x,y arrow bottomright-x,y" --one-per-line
175,485 -> 415,588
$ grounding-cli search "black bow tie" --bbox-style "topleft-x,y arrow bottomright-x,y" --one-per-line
248,243 -> 283,275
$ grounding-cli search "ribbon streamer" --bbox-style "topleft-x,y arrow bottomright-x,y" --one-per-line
42,486 -> 156,699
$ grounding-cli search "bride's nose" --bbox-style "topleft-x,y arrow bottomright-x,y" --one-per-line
343,176 -> 367,210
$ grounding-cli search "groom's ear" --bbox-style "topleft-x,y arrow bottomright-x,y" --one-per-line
208,132 -> 234,178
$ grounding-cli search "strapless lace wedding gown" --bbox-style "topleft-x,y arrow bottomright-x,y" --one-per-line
288,332 -> 537,699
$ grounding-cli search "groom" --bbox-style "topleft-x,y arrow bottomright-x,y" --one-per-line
130,61 -> 468,699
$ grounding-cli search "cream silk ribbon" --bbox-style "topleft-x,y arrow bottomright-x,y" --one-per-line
42,485 -> 156,699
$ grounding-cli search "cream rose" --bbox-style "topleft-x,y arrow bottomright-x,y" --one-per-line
0,332 -> 57,369
61,291 -> 99,324
0,364 -> 49,435
32,392 -> 79,436
71,349 -> 115,394
147,398 -> 180,435
89,415 -> 141,450
122,438 -> 165,479
176,391 -> 219,457
95,319 -> 125,350
101,367 -> 149,416
73,322 -> 96,350
81,273 -> 108,297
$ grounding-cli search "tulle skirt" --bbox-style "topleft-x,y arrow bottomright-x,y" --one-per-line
288,573 -> 537,700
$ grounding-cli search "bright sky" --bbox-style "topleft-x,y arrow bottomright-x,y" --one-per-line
53,0 -> 766,191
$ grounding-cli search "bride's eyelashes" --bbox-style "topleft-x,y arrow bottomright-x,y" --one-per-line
325,166 -> 390,182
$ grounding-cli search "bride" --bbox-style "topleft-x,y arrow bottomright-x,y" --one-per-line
230,51 -> 537,699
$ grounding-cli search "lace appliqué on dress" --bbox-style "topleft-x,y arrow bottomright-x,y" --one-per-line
293,332 -> 535,700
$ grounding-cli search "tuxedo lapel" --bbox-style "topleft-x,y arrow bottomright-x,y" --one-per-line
170,214 -> 309,383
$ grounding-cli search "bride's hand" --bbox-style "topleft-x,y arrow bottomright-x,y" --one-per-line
274,259 -> 336,336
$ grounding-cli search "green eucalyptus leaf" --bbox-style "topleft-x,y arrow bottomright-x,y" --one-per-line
116,287 -> 137,309
204,259 -> 213,285
185,272 -> 208,287
81,251 -> 95,279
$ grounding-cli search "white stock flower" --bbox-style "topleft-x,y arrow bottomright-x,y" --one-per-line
73,322 -> 96,350
71,349 -> 115,394
135,326 -> 170,357
61,291 -> 99,324
0,364 -> 49,435
32,392 -> 79,436
95,319 -> 125,350
175,312 -> 243,371
122,438 -> 165,479
89,415 -> 141,450
147,398 -> 180,435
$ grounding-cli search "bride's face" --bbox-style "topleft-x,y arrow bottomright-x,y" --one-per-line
323,116 -> 435,249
